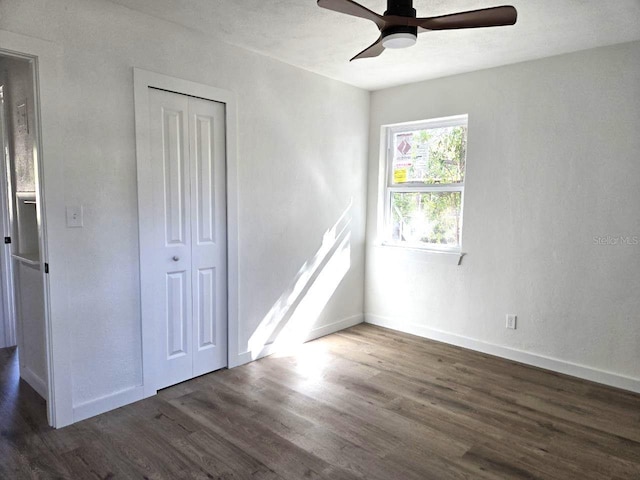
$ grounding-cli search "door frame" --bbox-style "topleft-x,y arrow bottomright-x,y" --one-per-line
133,68 -> 240,398
0,31 -> 70,427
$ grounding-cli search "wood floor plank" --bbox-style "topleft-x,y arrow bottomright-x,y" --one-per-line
171,429 -> 285,480
1,324 -> 639,479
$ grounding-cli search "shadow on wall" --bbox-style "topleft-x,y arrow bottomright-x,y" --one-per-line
248,201 -> 353,359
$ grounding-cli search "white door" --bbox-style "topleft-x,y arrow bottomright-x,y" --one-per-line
147,88 -> 227,391
188,96 -> 228,378
0,84 -> 16,350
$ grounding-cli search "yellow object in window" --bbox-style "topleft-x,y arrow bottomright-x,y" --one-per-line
394,169 -> 408,183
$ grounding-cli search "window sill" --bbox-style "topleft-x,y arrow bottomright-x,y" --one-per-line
376,244 -> 465,265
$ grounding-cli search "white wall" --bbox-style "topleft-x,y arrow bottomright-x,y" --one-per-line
0,0 -> 369,418
366,41 -> 640,390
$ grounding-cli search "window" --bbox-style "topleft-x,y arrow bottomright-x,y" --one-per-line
382,115 -> 468,252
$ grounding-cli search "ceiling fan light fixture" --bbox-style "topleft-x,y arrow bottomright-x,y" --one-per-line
382,32 -> 417,49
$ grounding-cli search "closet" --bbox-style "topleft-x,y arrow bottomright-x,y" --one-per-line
141,88 -> 228,392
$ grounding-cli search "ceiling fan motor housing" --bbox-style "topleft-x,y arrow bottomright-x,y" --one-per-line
382,0 -> 418,46
384,0 -> 416,17
383,0 -> 418,38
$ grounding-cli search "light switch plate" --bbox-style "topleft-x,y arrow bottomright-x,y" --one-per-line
66,206 -> 83,228
506,314 -> 517,330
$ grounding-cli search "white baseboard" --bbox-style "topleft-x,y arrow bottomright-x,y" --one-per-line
230,350 -> 253,368
310,314 -> 364,340
21,366 -> 48,400
365,314 -> 640,394
236,313 -> 364,366
73,385 -> 144,423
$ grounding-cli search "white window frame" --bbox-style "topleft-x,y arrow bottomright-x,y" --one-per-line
381,114 -> 468,254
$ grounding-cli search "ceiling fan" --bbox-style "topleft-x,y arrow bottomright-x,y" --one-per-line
317,0 -> 518,61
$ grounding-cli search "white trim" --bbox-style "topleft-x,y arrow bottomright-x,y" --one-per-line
21,365 -> 48,399
388,184 -> 464,193
133,68 -> 240,396
380,241 -> 462,255
240,314 -> 364,364
0,30 -> 71,428
72,386 -> 144,423
365,314 -> 640,394
309,314 -> 363,340
230,350 -> 253,368
386,114 -> 469,132
372,244 -> 464,265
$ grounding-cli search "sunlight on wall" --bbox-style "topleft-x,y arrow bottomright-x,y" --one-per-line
269,233 -> 350,354
247,202 -> 353,359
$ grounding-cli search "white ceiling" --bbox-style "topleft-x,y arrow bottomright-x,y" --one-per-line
108,0 -> 640,90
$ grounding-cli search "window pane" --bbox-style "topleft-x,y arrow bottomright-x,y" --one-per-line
390,191 -> 462,247
392,125 -> 467,185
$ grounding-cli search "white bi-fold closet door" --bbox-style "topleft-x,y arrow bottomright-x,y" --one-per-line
146,88 -> 227,391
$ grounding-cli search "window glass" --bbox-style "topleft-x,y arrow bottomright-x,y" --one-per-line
392,125 -> 467,185
390,191 -> 462,247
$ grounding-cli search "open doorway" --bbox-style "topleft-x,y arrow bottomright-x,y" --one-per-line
0,53 -> 50,428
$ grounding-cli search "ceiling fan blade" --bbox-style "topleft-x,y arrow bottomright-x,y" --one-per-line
413,6 -> 517,30
350,35 -> 385,61
317,0 -> 386,29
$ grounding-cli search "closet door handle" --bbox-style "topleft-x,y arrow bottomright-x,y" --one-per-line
172,256 -> 180,262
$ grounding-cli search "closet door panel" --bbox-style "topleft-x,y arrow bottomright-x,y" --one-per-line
148,88 -> 193,390
189,97 -> 228,377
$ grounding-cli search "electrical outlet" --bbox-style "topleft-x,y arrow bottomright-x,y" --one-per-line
66,205 -> 83,228
506,314 -> 517,330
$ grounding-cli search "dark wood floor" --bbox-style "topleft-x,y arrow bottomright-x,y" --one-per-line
1,324 -> 640,479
